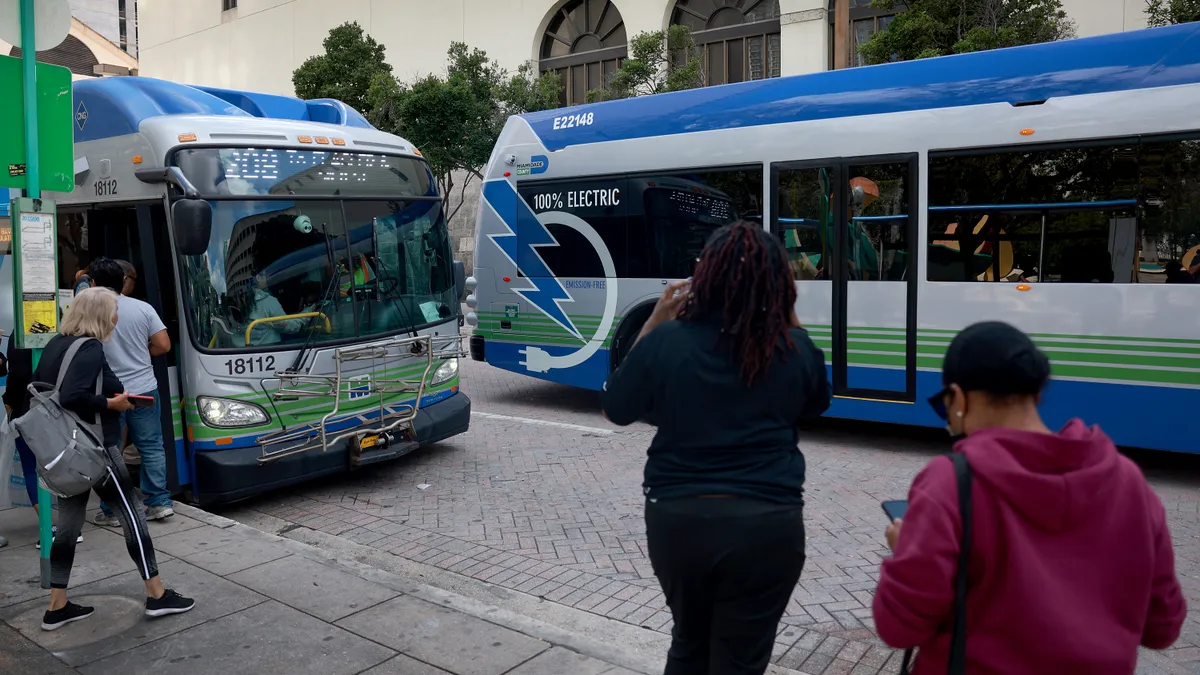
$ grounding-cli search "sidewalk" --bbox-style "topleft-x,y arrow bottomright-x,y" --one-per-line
0,501 -> 680,675
1,501 -> 812,675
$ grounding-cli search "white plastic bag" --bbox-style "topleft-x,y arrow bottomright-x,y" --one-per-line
0,414 -> 25,508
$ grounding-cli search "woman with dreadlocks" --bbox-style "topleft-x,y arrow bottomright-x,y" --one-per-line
601,221 -> 831,675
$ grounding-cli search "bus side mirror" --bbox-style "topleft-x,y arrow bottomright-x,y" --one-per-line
172,199 -> 212,257
453,260 -> 466,302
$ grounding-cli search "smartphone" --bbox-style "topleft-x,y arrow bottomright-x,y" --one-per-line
881,500 -> 908,522
129,395 -> 155,408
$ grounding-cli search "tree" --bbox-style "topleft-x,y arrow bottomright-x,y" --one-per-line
1146,0 -> 1200,26
366,43 -> 561,223
292,22 -> 391,114
588,25 -> 704,102
858,0 -> 1076,65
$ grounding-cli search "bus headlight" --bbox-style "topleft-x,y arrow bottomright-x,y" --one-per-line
197,396 -> 270,428
430,358 -> 459,386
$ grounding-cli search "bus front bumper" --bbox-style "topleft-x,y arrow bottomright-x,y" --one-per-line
191,391 -> 471,506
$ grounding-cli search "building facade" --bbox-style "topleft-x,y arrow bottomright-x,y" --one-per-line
138,0 -> 1152,103
133,0 -> 1156,270
70,0 -> 139,58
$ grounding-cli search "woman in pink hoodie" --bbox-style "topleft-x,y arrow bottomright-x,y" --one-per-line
874,321 -> 1187,675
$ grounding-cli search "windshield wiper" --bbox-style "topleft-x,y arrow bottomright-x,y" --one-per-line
285,233 -> 343,374
369,216 -> 423,351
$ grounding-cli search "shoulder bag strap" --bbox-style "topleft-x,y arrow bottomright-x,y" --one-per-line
947,451 -> 973,675
54,337 -> 99,393
51,337 -> 107,439
898,453 -> 973,675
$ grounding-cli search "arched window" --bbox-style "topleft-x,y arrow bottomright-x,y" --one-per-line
670,0 -> 782,85
831,0 -> 904,69
540,0 -> 628,107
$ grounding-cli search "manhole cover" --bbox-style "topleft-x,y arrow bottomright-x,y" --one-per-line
10,595 -> 143,650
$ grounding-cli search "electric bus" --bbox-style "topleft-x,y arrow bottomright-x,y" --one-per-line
466,22 -> 1200,454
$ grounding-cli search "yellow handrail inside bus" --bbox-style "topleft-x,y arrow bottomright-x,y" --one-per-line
244,312 -> 331,344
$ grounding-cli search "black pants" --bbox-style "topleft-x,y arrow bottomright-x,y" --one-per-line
51,449 -> 158,589
646,497 -> 805,675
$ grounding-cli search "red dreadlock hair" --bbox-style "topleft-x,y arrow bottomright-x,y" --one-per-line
679,221 -> 798,386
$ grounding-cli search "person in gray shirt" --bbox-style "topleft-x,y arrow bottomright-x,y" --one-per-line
87,258 -> 174,524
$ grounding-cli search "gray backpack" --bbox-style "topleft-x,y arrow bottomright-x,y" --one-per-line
13,337 -> 110,498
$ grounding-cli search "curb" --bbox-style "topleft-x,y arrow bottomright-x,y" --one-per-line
177,503 -> 813,675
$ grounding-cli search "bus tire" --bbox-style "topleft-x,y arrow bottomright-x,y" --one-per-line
610,303 -> 656,372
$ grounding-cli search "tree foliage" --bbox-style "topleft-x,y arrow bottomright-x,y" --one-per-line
858,0 -> 1076,65
365,43 -> 561,222
588,25 -> 704,102
1145,0 -> 1200,26
292,22 -> 391,114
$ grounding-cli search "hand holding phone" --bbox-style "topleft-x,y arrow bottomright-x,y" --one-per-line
128,395 -> 155,409
881,500 -> 908,522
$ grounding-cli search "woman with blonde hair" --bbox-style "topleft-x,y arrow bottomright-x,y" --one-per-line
32,286 -> 194,631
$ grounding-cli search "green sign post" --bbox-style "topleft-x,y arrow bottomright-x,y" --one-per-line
3,0 -> 71,586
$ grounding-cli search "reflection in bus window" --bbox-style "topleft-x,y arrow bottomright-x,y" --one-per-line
928,141 -> 1142,283
773,165 -> 909,281
627,167 -> 762,279
180,199 -> 457,351
1139,136 -> 1200,283
775,167 -> 833,280
846,165 -> 910,282
342,200 -> 458,333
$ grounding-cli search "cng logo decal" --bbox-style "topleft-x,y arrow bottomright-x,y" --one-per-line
482,179 -> 617,374
75,102 -> 88,131
515,155 -> 548,176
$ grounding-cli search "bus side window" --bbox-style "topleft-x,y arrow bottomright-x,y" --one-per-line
626,167 -> 764,280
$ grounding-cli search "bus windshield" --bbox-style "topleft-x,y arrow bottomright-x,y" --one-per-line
173,148 -> 457,351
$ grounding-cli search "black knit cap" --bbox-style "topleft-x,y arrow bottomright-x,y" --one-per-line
929,321 -> 1051,419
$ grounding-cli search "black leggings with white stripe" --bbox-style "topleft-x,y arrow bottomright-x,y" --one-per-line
50,448 -> 158,588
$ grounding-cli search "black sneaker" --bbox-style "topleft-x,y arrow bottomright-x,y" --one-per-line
145,589 -> 195,617
41,602 -> 95,631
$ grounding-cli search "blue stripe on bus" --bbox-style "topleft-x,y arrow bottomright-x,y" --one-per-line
517,23 -> 1200,152
188,388 -> 458,451
832,366 -> 1198,454
484,341 -> 611,391
928,200 -> 1139,212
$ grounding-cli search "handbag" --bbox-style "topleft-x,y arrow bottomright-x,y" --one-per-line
13,338 -> 110,498
0,413 -> 20,507
900,452 -> 973,675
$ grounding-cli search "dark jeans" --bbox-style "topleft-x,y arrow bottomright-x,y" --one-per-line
646,497 -> 806,675
14,436 -> 38,505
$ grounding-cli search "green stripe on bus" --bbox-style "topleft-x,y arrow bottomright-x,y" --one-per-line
186,377 -> 460,441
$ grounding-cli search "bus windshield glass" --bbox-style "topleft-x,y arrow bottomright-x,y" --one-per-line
173,148 -> 456,351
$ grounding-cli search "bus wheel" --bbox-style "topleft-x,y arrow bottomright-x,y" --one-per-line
611,304 -> 655,372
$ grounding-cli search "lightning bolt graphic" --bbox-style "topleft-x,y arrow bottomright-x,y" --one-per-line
483,180 -> 583,340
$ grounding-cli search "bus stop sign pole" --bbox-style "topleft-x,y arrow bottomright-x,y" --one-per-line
8,0 -> 64,588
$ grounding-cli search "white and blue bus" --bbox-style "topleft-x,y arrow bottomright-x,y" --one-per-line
466,22 -> 1200,454
1,77 -> 470,505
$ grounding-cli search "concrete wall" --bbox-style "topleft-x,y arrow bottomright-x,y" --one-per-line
1063,0 -> 1150,37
